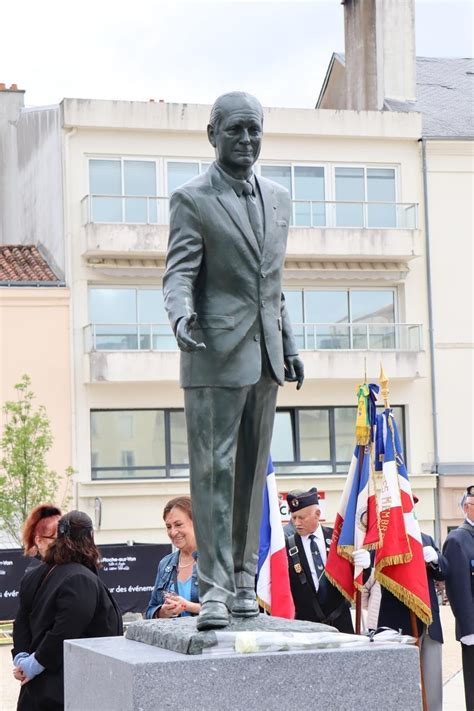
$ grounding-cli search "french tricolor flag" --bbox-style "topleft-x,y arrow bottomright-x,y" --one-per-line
325,443 -> 380,602
256,457 -> 295,618
374,410 -> 432,625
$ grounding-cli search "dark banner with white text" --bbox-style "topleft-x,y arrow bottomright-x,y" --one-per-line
0,543 -> 171,619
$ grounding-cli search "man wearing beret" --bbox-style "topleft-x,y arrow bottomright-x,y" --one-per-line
442,485 -> 474,710
285,487 -> 370,633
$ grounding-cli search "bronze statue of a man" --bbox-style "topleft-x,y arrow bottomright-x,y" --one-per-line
163,91 -> 304,630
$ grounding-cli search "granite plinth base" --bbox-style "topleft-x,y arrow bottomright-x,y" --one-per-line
64,634 -> 422,711
125,613 -> 337,655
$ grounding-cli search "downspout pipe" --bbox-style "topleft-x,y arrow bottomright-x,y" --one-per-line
421,137 -> 441,544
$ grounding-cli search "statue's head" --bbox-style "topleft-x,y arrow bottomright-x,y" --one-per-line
207,92 -> 263,178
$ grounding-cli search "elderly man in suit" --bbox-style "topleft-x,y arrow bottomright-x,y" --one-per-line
442,485 -> 474,711
285,487 -> 371,633
163,91 -> 304,630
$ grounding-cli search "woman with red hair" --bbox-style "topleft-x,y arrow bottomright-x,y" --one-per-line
21,504 -> 62,560
12,510 -> 122,711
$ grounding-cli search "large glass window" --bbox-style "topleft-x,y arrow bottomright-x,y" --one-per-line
167,161 -> 211,194
91,406 -> 405,479
284,288 -> 396,350
91,410 -> 166,478
367,168 -> 396,227
299,409 -> 330,461
89,159 -> 157,223
335,167 -> 396,227
91,410 -> 189,479
260,164 -> 326,226
89,287 -> 176,351
271,406 -> 406,477
270,411 -> 295,462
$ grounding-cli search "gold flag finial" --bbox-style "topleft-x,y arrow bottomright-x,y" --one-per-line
379,364 -> 390,409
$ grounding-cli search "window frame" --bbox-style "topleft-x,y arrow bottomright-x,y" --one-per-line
90,408 -> 190,480
270,405 -> 407,476
283,286 -> 399,350
87,156 -> 161,224
164,158 -> 213,196
88,405 -> 407,482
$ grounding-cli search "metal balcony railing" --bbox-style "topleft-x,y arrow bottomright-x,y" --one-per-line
291,322 -> 423,351
289,200 -> 418,229
81,195 -> 419,230
84,323 -> 177,352
84,322 -> 423,353
81,195 -> 170,226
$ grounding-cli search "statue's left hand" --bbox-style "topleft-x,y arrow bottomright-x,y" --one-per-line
284,355 -> 304,390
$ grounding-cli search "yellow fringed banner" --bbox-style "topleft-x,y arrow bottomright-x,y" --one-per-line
356,384 -> 370,445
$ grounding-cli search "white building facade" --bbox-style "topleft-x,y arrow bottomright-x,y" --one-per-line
53,98 -> 434,544
5,0 -> 470,545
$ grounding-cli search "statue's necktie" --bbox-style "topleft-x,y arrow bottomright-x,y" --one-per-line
309,534 -> 328,603
242,181 -> 264,250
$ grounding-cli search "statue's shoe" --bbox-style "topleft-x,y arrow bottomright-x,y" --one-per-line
232,588 -> 260,617
196,601 -> 230,631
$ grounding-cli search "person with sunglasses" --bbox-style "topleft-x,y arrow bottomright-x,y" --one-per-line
21,504 -> 62,563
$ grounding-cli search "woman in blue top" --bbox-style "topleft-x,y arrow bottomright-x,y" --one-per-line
146,496 -> 200,619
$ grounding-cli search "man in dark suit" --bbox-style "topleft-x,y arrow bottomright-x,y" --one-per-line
163,91 -> 304,630
378,520 -> 448,711
285,487 -> 370,633
442,485 -> 474,711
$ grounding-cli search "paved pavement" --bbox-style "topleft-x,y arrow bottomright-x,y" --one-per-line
0,605 -> 465,710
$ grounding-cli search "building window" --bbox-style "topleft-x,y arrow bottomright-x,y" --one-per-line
335,166 -> 396,227
284,288 -> 396,350
270,406 -> 406,476
88,286 -> 175,351
260,164 -> 326,226
89,159 -> 158,223
167,161 -> 211,194
91,406 -> 405,480
91,409 -> 188,479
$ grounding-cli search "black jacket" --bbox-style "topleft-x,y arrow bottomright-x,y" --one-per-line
442,521 -> 474,641
377,533 -> 448,642
13,561 -> 123,711
286,526 -> 353,633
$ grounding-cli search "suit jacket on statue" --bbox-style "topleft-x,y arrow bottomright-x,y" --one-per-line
377,532 -> 448,642
286,526 -> 353,632
163,162 -> 297,388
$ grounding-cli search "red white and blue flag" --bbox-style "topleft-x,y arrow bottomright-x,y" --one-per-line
257,457 -> 295,618
374,410 -> 432,625
325,383 -> 380,603
325,442 -> 380,603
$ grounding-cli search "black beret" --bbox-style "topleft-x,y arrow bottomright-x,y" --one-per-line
287,487 -> 319,513
465,485 -> 474,497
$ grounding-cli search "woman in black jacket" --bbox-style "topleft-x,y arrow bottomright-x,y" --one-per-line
12,510 -> 123,711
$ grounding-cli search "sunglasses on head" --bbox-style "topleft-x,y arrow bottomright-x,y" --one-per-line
466,486 -> 474,497
39,507 -> 61,519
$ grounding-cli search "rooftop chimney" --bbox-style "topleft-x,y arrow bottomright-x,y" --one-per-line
343,0 -> 416,110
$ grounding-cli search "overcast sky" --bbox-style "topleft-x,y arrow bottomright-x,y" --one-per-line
2,0 -> 473,108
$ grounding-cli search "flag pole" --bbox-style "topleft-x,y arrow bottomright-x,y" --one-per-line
380,365 -> 427,711
355,366 -> 369,636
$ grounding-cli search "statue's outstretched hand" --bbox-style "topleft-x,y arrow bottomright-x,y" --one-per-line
284,355 -> 304,390
176,313 -> 206,352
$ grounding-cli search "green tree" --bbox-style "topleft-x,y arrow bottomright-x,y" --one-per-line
0,375 -> 72,547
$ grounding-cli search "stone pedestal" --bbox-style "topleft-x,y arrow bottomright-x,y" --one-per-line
64,631 -> 421,711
